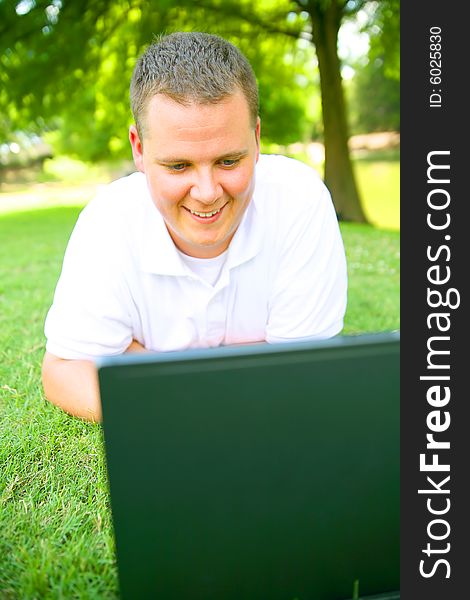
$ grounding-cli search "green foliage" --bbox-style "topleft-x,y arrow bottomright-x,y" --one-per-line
0,0 -> 317,158
1,0 -> 400,157
347,0 -> 400,134
349,55 -> 400,133
1,0 -> 400,226
368,0 -> 400,81
250,36 -> 319,144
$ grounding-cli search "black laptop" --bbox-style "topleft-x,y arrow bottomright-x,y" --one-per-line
98,332 -> 400,600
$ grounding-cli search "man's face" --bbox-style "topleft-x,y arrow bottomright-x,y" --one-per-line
129,90 -> 260,258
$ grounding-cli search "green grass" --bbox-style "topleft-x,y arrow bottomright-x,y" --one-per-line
0,207 -> 117,598
355,160 -> 400,231
341,222 -> 399,334
0,197 -> 399,597
275,145 -> 400,231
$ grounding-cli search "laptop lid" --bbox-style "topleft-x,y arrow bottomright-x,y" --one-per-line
98,332 -> 400,600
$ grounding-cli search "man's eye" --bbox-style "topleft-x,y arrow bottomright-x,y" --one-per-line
220,159 -> 239,167
167,163 -> 187,172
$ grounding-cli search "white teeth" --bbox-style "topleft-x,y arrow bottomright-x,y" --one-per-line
189,208 -> 221,218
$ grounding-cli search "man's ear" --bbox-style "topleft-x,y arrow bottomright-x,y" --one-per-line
129,125 -> 145,173
255,117 -> 261,162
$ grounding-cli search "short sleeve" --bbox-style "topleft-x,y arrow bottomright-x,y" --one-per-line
265,181 -> 347,343
44,200 -> 134,360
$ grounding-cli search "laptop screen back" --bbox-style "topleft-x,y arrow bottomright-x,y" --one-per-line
98,333 -> 399,600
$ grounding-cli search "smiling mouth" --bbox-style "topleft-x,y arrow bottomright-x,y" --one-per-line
184,203 -> 227,219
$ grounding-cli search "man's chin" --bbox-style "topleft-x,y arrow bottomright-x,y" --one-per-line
183,236 -> 230,259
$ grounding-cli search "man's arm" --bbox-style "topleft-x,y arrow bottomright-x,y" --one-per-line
265,178 -> 347,343
41,340 -> 147,423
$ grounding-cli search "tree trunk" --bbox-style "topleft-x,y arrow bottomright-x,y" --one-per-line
308,0 -> 367,222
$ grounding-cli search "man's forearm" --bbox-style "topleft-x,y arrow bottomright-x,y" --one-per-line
125,339 -> 147,353
41,340 -> 148,422
42,352 -> 102,422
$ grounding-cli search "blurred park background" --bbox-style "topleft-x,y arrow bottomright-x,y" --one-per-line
0,0 -> 399,227
0,1 -> 399,597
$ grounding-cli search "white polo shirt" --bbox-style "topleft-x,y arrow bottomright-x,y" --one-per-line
44,154 -> 347,360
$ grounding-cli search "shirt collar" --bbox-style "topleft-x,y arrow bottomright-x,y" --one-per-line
139,192 -> 188,276
225,197 -> 263,270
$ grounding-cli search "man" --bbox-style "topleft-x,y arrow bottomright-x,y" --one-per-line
42,32 -> 347,422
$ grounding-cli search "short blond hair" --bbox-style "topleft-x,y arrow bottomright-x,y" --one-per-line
130,32 -> 259,137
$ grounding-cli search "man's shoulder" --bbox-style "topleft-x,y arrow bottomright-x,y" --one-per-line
254,154 -> 328,214
84,171 -> 148,217
67,172 -> 150,255
255,154 -> 325,199
257,153 -> 322,182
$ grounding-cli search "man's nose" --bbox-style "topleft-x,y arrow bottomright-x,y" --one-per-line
189,169 -> 222,205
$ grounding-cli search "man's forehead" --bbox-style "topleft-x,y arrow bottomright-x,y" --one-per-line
146,89 -> 249,114
142,90 -> 253,143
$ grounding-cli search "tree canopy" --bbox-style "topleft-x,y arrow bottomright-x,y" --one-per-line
1,0 -> 399,221
1,0 -> 317,158
348,0 -> 400,134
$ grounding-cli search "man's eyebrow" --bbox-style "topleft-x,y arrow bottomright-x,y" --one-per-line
217,150 -> 249,160
154,150 -> 249,164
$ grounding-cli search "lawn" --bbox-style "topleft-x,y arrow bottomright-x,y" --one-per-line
0,177 -> 399,597
355,160 -> 400,231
